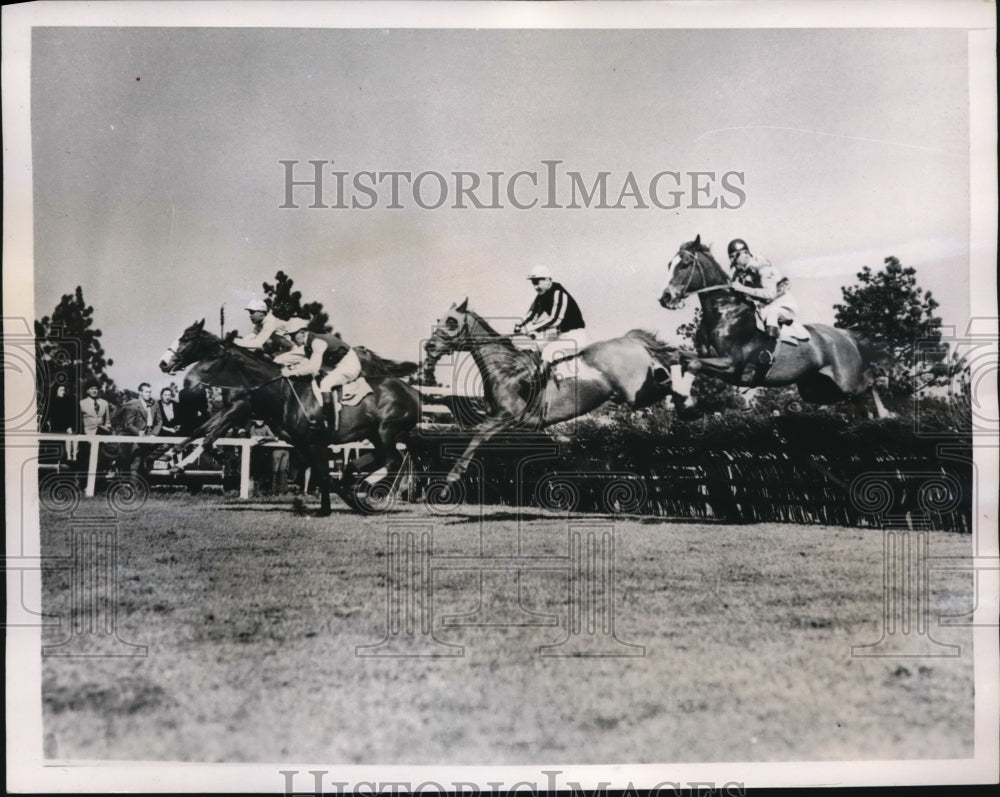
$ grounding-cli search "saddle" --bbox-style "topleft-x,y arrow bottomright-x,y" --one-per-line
307,375 -> 373,408
515,338 -> 580,392
742,327 -> 807,385
754,312 -> 810,343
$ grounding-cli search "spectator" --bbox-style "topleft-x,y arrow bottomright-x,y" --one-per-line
77,381 -> 113,475
45,384 -> 79,463
117,382 -> 163,477
247,418 -> 282,495
158,387 -> 181,436
79,381 -> 112,435
271,445 -> 290,495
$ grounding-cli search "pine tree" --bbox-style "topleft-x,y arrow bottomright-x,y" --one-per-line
261,270 -> 333,334
35,286 -> 116,400
834,256 -> 950,394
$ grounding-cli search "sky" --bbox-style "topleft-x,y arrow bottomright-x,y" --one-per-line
28,25 -> 976,392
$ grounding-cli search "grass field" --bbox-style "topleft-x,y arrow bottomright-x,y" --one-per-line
40,494 -> 975,764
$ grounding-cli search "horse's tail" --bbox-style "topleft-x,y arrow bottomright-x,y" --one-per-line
847,331 -> 895,374
624,329 -> 681,367
354,346 -> 420,379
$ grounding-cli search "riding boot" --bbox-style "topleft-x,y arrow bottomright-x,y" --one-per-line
322,391 -> 337,433
758,327 -> 780,366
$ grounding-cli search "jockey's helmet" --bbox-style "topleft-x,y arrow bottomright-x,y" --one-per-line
245,298 -> 268,313
526,265 -> 553,281
728,239 -> 750,260
285,317 -> 310,335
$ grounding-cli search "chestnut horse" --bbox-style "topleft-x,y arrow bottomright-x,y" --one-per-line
423,299 -> 684,484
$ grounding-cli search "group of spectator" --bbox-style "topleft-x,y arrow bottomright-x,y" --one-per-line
40,380 -> 296,493
41,380 -> 215,475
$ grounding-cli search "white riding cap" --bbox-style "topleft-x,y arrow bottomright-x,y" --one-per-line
527,265 -> 553,280
285,317 -> 310,334
245,298 -> 268,312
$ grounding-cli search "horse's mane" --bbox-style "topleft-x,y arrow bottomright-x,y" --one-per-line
354,346 -> 419,379
681,237 -> 728,273
464,308 -> 520,352
680,237 -> 714,256
187,325 -> 281,373
624,329 -> 678,358
461,305 -> 539,379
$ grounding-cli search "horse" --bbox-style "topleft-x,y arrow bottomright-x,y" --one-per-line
658,235 -> 893,416
158,320 -> 421,514
422,299 -> 684,484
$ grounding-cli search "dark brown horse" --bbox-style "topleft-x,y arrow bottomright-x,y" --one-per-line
658,236 -> 893,415
423,299 -> 683,483
159,320 -> 420,514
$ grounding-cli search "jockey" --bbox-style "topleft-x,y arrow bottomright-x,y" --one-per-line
233,298 -> 293,354
279,317 -> 361,428
727,238 -> 801,362
513,265 -> 587,381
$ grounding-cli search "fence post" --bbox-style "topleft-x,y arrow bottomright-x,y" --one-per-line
84,438 -> 100,498
238,439 -> 252,499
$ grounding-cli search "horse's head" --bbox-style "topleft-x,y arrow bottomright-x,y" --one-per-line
424,298 -> 473,361
159,319 -> 221,374
659,235 -> 730,310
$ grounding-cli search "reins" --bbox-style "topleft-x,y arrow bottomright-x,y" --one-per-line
678,249 -> 735,297
180,333 -> 317,417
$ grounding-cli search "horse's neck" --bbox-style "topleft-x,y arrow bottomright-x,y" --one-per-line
463,314 -> 533,395
465,310 -> 504,340
468,339 -> 529,384
698,290 -> 758,342
208,347 -> 279,388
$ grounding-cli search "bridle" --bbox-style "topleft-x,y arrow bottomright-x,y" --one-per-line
672,248 -> 731,299
428,313 -> 472,355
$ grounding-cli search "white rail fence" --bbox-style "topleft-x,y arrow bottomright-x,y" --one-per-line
35,433 -> 375,500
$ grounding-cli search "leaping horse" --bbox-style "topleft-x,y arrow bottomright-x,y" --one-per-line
159,320 -> 421,514
423,299 -> 684,484
658,236 -> 893,416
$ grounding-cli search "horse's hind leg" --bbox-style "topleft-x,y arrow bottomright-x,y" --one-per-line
869,386 -> 894,419
345,443 -> 386,485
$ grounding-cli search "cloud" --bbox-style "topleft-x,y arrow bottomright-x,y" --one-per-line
785,238 -> 969,278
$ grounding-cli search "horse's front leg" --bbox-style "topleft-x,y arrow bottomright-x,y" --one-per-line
446,417 -> 511,485
167,399 -> 251,464
311,444 -> 333,516
205,399 -> 253,446
344,447 -> 383,486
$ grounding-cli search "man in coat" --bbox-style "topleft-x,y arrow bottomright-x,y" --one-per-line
117,382 -> 163,476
